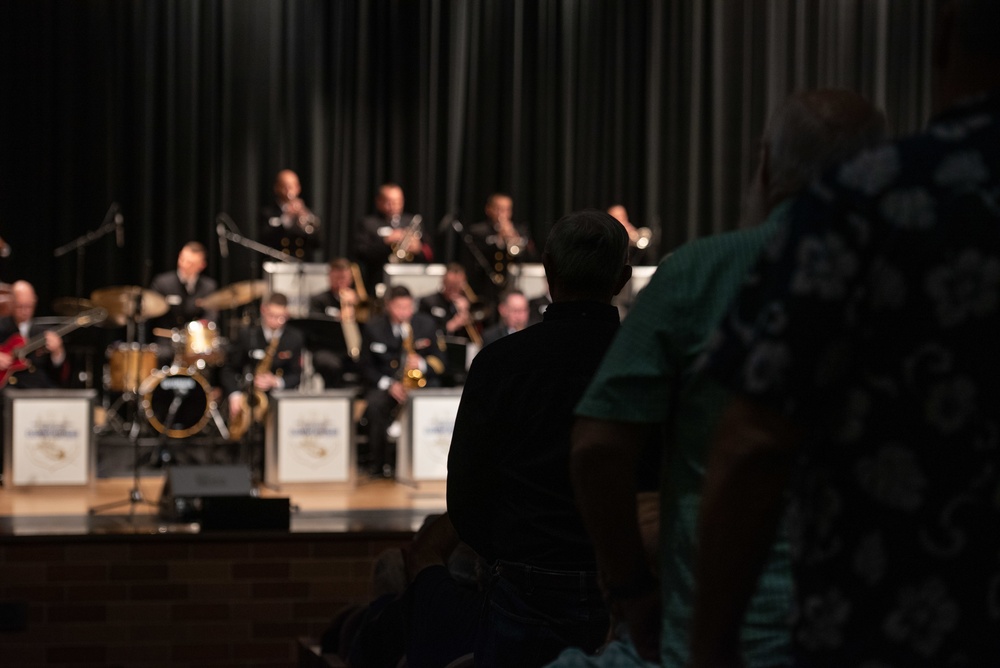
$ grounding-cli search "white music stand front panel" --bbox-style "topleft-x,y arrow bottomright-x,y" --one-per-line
384,263 -> 448,302
4,389 -> 96,487
263,262 -> 330,318
397,387 -> 462,483
508,263 -> 547,300
266,390 -> 355,485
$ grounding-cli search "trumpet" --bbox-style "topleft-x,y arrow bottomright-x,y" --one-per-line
631,227 -> 653,250
282,198 -> 318,234
389,215 -> 423,263
496,217 -> 525,256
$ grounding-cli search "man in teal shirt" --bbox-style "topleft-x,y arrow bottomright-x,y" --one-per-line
550,89 -> 886,667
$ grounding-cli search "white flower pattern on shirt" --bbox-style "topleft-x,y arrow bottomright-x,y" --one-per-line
883,579 -> 959,658
791,234 -> 859,300
838,144 -> 900,195
924,248 -> 1000,327
855,445 -> 926,511
705,93 -> 1000,664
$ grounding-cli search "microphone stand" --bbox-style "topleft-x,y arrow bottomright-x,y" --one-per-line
450,219 -> 496,283
216,215 -> 301,487
54,202 -> 120,299
216,213 -> 302,266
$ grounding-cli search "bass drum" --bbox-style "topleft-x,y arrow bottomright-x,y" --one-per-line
140,368 -> 211,438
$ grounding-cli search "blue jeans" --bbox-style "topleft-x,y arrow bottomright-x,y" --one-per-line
475,562 -> 611,668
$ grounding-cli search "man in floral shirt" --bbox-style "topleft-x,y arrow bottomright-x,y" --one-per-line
691,1 -> 1000,666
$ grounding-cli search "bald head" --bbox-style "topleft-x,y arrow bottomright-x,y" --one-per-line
11,281 -> 37,324
750,88 -> 886,223
274,170 -> 301,203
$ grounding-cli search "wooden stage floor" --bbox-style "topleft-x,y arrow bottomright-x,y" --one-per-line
0,475 -> 448,537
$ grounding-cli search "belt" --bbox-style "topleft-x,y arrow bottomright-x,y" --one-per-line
493,560 -> 602,594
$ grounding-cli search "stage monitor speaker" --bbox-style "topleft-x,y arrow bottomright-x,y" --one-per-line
159,465 -> 253,522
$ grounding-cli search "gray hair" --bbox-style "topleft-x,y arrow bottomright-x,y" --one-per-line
543,210 -> 629,300
765,89 -> 887,205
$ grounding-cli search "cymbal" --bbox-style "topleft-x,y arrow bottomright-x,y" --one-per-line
90,285 -> 169,326
197,280 -> 267,310
53,297 -> 97,317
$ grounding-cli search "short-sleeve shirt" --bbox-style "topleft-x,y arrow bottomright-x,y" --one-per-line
703,91 -> 1000,665
576,209 -> 792,667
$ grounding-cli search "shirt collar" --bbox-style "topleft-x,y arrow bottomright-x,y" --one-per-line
541,300 -> 620,324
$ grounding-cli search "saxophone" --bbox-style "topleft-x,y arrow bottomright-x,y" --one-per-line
229,335 -> 281,441
399,323 -> 427,389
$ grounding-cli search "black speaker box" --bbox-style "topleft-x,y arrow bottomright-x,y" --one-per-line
159,465 -> 253,522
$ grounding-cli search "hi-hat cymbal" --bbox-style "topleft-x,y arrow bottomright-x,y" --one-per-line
53,297 -> 97,317
197,280 -> 267,311
90,285 -> 169,326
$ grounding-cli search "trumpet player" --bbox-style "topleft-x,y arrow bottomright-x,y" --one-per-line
221,293 -> 303,443
360,285 -> 446,479
607,204 -> 655,265
261,169 -> 322,260
353,183 -> 432,295
463,193 -> 536,306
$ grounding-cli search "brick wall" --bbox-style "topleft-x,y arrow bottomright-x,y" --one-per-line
0,531 -> 412,668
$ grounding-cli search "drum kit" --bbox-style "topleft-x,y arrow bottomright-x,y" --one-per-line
60,280 -> 266,441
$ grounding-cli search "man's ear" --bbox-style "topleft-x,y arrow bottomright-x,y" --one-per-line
541,252 -> 553,285
613,264 -> 632,298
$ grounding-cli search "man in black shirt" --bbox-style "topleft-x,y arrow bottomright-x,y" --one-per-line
447,210 -> 631,667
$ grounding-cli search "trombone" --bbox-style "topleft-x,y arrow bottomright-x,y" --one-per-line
460,283 -> 485,347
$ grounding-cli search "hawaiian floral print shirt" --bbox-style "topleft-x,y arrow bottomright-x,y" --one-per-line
704,90 -> 1000,666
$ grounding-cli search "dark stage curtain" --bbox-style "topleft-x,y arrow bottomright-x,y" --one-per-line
1,0 -> 936,315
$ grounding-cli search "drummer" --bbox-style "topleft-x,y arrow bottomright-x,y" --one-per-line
149,241 -> 219,367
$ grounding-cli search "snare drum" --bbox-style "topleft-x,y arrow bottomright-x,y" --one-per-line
140,367 -> 211,438
182,320 -> 225,368
106,343 -> 158,392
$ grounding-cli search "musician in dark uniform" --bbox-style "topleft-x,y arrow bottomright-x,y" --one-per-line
418,263 -> 480,342
149,241 -> 219,366
307,258 -> 363,388
359,285 -> 446,478
353,183 -> 432,294
221,292 -> 304,421
481,289 -> 530,347
419,263 -> 484,385
260,169 -> 322,261
462,193 -> 536,308
0,281 -> 69,389
608,204 -> 656,265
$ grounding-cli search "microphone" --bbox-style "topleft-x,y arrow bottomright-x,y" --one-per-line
437,213 -> 457,234
216,221 -> 229,258
114,213 -> 124,248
